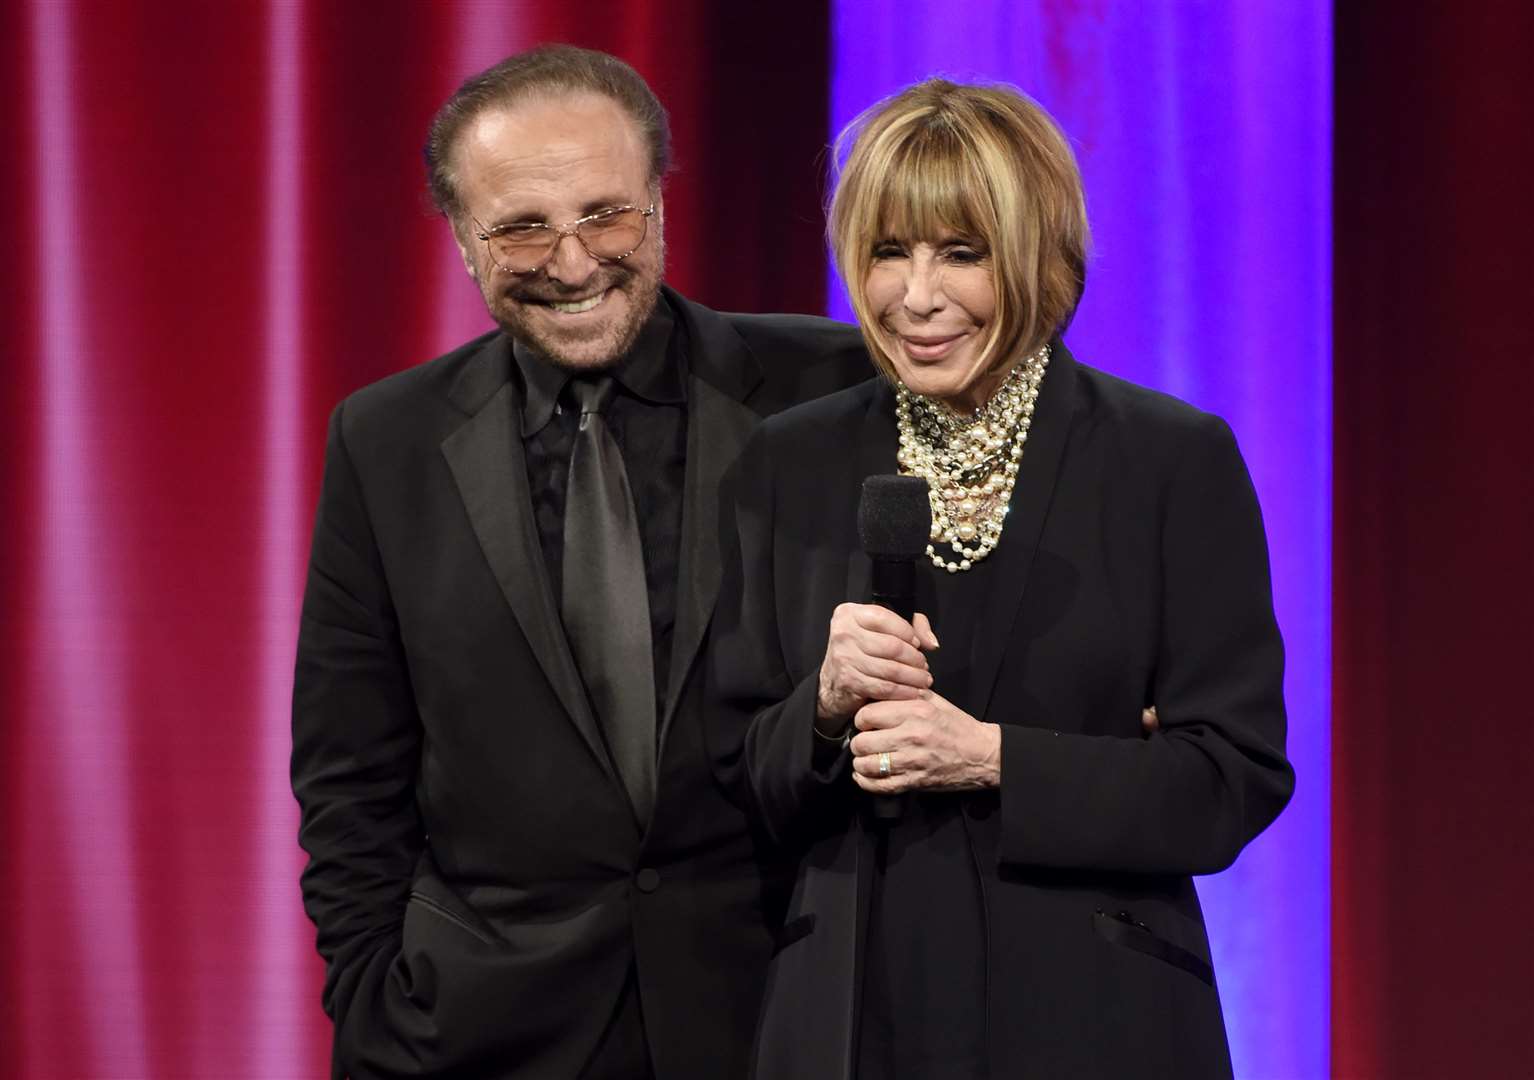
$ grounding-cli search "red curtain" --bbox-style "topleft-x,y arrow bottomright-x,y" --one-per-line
1333,3 -> 1534,1076
0,2 -> 828,1075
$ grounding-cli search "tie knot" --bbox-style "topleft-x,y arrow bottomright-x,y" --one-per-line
568,375 -> 617,416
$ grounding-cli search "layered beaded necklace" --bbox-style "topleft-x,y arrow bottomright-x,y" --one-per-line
894,344 -> 1050,573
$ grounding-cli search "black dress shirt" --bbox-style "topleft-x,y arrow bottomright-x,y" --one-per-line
514,298 -> 689,726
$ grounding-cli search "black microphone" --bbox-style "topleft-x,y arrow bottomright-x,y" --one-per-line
856,474 -> 932,823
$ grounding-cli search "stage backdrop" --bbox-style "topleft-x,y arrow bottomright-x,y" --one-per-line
1,1 -> 1335,1078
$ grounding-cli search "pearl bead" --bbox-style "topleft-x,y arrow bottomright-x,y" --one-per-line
893,343 -> 1048,575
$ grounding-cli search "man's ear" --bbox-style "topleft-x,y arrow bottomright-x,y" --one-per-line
450,216 -> 479,281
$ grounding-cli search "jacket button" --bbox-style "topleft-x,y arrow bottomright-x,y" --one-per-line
635,868 -> 660,893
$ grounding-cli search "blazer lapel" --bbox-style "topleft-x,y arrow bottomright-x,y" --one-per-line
656,291 -> 765,751
440,339 -> 619,788
661,375 -> 758,744
969,341 -> 1081,721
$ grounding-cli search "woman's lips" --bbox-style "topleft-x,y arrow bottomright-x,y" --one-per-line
899,333 -> 962,361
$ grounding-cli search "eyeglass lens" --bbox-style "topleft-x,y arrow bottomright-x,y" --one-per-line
489,208 -> 647,272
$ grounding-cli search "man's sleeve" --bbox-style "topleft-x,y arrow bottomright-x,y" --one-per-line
706,424 -> 855,849
291,399 -> 424,1059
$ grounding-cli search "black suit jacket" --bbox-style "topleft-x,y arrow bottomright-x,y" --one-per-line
708,343 -> 1295,1079
291,287 -> 868,1079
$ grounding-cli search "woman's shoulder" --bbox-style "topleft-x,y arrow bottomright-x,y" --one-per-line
1071,360 -> 1219,432
1054,351 -> 1247,496
1066,354 -> 1237,459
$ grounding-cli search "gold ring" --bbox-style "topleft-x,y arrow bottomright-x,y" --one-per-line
878,751 -> 891,777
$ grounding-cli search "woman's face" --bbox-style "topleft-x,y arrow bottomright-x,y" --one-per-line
863,232 -> 1000,412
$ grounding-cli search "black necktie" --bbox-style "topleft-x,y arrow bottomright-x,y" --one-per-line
561,376 -> 656,826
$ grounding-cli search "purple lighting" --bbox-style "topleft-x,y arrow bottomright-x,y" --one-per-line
829,4 -> 1332,1076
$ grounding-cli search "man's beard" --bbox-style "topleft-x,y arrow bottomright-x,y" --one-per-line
480,240 -> 664,371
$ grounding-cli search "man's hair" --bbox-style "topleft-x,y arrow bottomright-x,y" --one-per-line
827,79 -> 1089,382
425,44 -> 672,221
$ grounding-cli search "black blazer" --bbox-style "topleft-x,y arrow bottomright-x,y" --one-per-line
708,343 -> 1295,1079
291,287 -> 868,1079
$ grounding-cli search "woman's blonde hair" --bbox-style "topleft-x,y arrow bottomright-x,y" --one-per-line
828,79 -> 1089,382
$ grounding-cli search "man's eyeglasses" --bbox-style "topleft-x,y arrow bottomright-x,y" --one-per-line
472,204 -> 656,274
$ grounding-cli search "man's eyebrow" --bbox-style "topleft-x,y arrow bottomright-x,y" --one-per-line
488,197 -> 638,229
578,197 -> 639,214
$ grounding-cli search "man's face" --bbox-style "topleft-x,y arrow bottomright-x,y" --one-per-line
452,93 -> 665,370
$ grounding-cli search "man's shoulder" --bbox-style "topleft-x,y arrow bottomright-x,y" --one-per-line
758,376 -> 884,455
337,328 -> 504,433
681,299 -> 869,410
719,309 -> 864,359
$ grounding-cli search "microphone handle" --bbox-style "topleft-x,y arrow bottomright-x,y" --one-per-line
868,557 -> 917,824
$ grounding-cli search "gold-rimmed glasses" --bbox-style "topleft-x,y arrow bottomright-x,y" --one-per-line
471,204 -> 655,274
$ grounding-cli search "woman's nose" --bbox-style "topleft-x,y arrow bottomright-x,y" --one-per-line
902,265 -> 944,317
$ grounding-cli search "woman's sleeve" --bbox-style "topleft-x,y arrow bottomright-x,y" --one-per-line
996,412 -> 1295,876
706,425 -> 856,848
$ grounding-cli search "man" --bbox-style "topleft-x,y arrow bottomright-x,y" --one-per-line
290,45 -> 867,1080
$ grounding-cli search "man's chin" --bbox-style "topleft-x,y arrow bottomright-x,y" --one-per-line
496,288 -> 657,370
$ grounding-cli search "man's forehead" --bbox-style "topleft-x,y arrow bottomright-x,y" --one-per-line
465,94 -> 644,168
456,93 -> 650,216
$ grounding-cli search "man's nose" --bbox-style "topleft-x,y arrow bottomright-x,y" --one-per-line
544,230 -> 600,285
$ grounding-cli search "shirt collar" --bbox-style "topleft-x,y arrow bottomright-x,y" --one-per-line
513,295 -> 684,437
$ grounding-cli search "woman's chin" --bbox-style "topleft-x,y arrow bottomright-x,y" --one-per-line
897,369 -> 975,409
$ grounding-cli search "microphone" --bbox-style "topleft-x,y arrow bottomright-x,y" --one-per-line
856,475 -> 932,823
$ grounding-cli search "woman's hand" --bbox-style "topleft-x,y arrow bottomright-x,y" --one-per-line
816,603 -> 939,733
849,690 -> 1001,792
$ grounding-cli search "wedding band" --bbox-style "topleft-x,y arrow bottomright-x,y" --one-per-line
878,751 -> 892,777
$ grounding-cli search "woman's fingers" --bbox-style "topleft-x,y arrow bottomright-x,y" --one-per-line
851,746 -> 920,777
848,602 -> 922,642
853,696 -> 925,730
853,628 -> 929,668
857,654 -> 932,688
819,604 -> 940,721
911,611 -> 940,650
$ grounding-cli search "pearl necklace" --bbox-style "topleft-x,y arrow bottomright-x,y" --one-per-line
895,344 -> 1050,573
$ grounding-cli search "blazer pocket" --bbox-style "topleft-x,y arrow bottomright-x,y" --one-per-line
773,913 -> 817,954
1092,909 -> 1214,988
409,889 -> 499,947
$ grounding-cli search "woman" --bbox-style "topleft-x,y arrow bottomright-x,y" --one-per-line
708,79 -> 1294,1079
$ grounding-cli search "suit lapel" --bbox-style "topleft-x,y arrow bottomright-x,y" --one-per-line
656,290 -> 764,752
440,339 -> 619,789
661,375 -> 758,744
969,341 -> 1081,721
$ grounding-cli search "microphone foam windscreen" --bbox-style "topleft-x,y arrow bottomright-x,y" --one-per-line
858,475 -> 932,558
